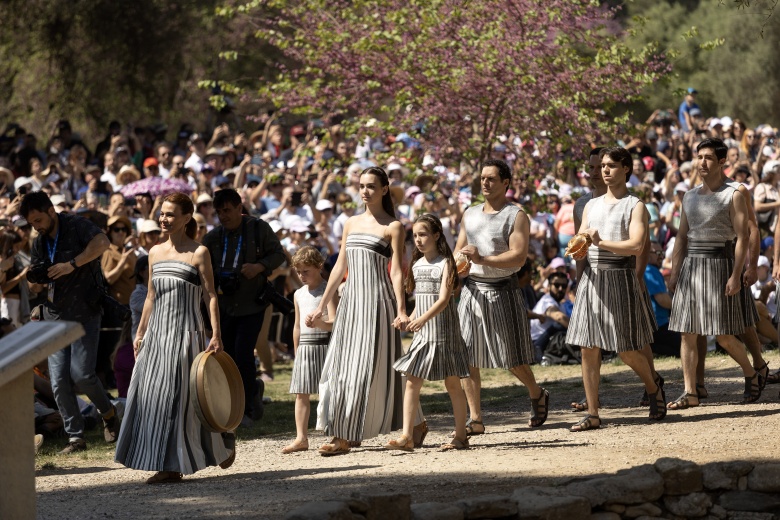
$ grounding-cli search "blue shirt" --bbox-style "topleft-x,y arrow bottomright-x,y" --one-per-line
644,264 -> 670,327
677,101 -> 700,133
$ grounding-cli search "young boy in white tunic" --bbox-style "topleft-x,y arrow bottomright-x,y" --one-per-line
282,246 -> 337,454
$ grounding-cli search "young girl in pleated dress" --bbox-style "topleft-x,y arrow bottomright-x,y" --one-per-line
386,214 -> 471,451
282,246 -> 337,454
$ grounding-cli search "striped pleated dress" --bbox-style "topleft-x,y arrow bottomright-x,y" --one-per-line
290,281 -> 330,394
725,180 -> 760,328
566,195 -> 654,352
458,203 -> 535,369
115,261 -> 229,474
393,256 -> 470,381
669,183 -> 745,335
319,233 -> 404,442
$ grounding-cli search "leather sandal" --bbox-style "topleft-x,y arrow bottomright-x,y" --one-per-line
413,421 -> 429,448
570,415 -> 601,432
696,383 -> 708,399
384,434 -> 414,452
648,385 -> 667,421
756,362 -> 770,391
146,471 -> 183,485
281,440 -> 309,454
668,392 -> 699,410
765,369 -> 780,385
452,419 -> 484,438
529,388 -> 550,428
571,396 -> 599,412
318,438 -> 351,456
640,373 -> 665,407
742,371 -> 762,404
220,432 -> 236,469
440,437 -> 469,451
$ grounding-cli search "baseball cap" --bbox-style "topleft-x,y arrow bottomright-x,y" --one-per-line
757,255 -> 771,268
50,194 -> 67,206
188,133 -> 204,145
14,177 -> 33,191
269,220 -> 283,233
642,157 -> 656,172
315,199 -> 334,211
143,157 -> 159,168
549,257 -> 567,269
687,87 -> 698,94
708,118 -> 723,129
11,215 -> 28,227
762,160 -> 780,178
211,175 -> 231,189
138,219 -> 161,234
674,182 -> 689,193
720,116 -> 733,129
196,193 -> 214,205
689,108 -> 702,117
762,237 -> 774,252
405,186 -> 421,199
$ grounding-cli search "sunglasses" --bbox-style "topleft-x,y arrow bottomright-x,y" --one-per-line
111,227 -> 129,233
746,134 -> 756,139
551,283 -> 568,289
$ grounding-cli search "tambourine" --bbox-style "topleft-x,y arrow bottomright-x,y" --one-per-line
189,351 -> 245,432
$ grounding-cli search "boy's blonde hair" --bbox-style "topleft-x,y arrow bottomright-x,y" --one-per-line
291,245 -> 325,269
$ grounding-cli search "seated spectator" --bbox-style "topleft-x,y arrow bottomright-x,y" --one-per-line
645,241 -> 681,356
750,255 -> 779,345
529,271 -> 570,362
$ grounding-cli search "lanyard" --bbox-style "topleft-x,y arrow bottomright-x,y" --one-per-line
221,230 -> 243,269
47,230 -> 59,264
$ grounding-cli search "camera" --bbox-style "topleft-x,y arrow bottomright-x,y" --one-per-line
28,262 -> 53,284
290,191 -> 303,207
217,270 -> 240,294
256,282 -> 294,315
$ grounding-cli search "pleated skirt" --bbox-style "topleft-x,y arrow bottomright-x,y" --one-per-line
567,265 -> 654,352
669,256 -> 745,335
393,298 -> 470,381
458,276 -> 534,369
640,284 -> 659,332
739,280 -> 759,328
290,333 -> 330,394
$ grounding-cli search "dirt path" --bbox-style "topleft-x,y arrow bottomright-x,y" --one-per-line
35,354 -> 780,519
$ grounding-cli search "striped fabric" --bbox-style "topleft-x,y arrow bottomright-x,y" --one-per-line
640,285 -> 659,332
459,275 -> 535,369
739,282 -> 759,327
669,241 -> 745,335
393,256 -> 470,381
115,260 -> 229,474
319,233 -> 404,442
290,333 -> 330,394
567,195 -> 653,352
567,264 -> 654,352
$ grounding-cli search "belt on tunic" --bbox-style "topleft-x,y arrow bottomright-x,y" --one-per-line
465,275 -> 520,291
588,254 -> 636,269
299,332 -> 331,346
687,240 -> 735,259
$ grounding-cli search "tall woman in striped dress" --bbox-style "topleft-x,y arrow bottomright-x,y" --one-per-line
115,193 -> 231,484
308,167 -> 409,456
282,246 -> 337,454
386,214 -> 470,451
567,147 -> 665,431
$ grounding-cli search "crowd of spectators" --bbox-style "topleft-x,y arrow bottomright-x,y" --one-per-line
0,88 -> 778,439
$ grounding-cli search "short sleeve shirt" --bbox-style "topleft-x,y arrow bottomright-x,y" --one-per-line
30,213 -> 105,321
644,264 -> 670,327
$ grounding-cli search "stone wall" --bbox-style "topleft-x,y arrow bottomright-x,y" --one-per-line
284,458 -> 780,519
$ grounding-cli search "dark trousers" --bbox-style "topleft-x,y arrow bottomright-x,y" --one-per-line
651,323 -> 682,358
221,310 -> 266,417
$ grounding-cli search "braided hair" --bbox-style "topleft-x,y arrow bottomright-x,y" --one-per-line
405,213 -> 458,295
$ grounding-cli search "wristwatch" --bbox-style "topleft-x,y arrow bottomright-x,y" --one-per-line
70,258 -> 78,269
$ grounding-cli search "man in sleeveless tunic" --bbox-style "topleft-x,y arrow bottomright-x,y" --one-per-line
566,147 -> 664,431
693,165 -> 770,396
668,138 -> 762,409
455,159 -> 549,433
571,148 -> 664,411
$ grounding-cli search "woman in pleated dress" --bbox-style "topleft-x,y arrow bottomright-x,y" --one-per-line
566,147 -> 665,431
386,214 -> 470,451
115,193 -> 231,483
308,166 -> 411,456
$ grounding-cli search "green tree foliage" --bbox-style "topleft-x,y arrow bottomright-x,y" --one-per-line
0,0 -> 271,144
624,0 -> 780,124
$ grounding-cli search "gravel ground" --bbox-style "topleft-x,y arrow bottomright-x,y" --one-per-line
35,353 -> 780,519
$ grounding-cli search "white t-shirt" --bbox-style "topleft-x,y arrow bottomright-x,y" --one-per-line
529,293 -> 563,341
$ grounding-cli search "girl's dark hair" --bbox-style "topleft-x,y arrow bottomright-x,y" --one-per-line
163,192 -> 197,239
0,231 -> 22,258
405,213 -> 458,294
360,167 -> 395,217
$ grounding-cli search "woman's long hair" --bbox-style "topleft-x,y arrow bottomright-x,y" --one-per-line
163,192 -> 197,239
361,166 -> 395,218
405,213 -> 458,295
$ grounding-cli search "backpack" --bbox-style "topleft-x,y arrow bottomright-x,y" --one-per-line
541,331 -> 581,365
